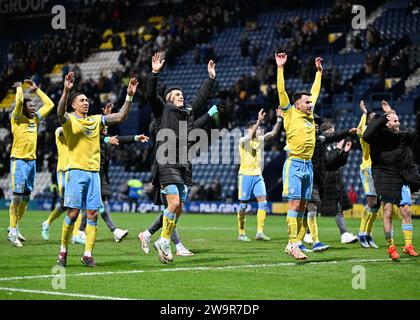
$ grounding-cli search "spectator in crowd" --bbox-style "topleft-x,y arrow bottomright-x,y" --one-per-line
240,34 -> 250,57
190,183 -> 207,201
127,177 -> 144,212
206,179 -> 222,201
366,26 -> 380,49
348,185 -> 358,204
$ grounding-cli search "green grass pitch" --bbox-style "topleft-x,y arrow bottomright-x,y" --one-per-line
0,210 -> 419,300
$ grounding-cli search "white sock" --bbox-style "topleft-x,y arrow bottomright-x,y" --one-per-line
9,227 -> 17,235
143,229 -> 151,238
84,251 -> 92,257
60,245 -> 67,253
176,243 -> 184,251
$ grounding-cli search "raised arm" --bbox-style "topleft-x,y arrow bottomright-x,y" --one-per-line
104,77 -> 138,126
264,107 -> 283,141
357,114 -> 366,138
23,80 -> 55,120
310,57 -> 323,108
11,82 -> 23,120
275,53 -> 291,111
189,60 -> 216,113
57,72 -> 73,124
146,52 -> 166,116
363,114 -> 387,144
241,109 -> 265,145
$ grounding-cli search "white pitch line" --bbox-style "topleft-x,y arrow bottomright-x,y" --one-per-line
0,287 -> 135,300
0,257 -> 413,282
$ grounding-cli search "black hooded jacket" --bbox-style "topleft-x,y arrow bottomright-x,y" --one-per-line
363,113 -> 420,179
146,71 -> 215,199
363,112 -> 420,198
312,129 -> 351,189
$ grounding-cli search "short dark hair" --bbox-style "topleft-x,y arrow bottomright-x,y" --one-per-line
292,91 -> 312,104
69,92 -> 85,108
246,120 -> 257,128
23,98 -> 32,107
164,86 -> 183,100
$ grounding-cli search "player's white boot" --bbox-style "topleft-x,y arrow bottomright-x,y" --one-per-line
113,228 -> 128,243
341,232 -> 358,244
7,226 -> 25,242
290,243 -> 307,260
16,226 -> 26,242
255,232 -> 271,241
138,231 -> 151,254
154,238 -> 173,264
41,221 -> 50,241
176,243 -> 194,256
8,230 -> 23,248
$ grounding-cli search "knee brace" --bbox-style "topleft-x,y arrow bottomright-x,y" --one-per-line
258,201 -> 267,211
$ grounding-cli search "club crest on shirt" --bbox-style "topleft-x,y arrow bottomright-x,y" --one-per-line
27,122 -> 36,132
289,187 -> 295,194
81,121 -> 98,136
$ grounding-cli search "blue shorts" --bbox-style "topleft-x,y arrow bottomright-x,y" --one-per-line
161,183 -> 189,202
360,167 -> 377,197
282,158 -> 313,201
10,159 -> 36,194
238,174 -> 267,201
400,185 -> 412,206
64,169 -> 102,210
57,171 -> 68,200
